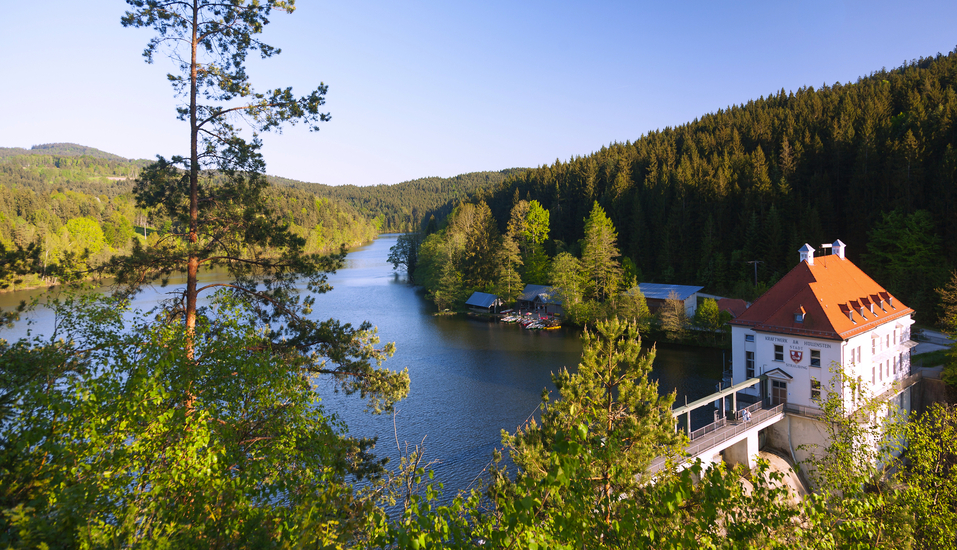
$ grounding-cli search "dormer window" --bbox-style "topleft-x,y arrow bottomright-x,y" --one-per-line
840,303 -> 855,323
794,306 -> 806,323
850,300 -> 866,320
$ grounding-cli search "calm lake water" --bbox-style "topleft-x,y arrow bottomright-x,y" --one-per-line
0,234 -> 724,498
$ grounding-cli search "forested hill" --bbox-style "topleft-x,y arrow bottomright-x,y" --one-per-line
476,51 -> 957,320
272,168 -> 524,233
0,143 -> 143,163
0,146 -> 378,287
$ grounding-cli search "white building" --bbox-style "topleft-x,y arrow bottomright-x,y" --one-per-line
731,240 -> 916,412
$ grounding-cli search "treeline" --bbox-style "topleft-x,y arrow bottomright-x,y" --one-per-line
463,51 -> 957,322
277,169 -> 523,233
393,198 -> 728,341
0,148 -> 378,287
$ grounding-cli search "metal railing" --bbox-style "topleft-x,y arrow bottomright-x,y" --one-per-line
784,403 -> 826,418
734,400 -> 764,422
684,403 -> 784,459
689,417 -> 727,441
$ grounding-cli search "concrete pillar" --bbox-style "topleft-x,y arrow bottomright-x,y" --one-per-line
724,430 -> 759,470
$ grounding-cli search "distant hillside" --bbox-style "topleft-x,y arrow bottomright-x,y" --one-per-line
272,169 -> 525,233
0,143 -> 139,163
1,142 -> 518,233
0,144 -> 379,288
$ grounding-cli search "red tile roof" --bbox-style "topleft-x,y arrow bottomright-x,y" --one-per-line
717,298 -> 749,318
731,254 -> 913,341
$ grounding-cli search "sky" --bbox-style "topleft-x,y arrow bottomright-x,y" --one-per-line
2,1 -> 956,187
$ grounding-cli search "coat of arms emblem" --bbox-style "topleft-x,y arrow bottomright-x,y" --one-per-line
790,350 -> 803,363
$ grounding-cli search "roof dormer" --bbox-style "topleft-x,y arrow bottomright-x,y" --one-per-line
833,239 -> 846,259
794,306 -> 806,323
799,243 -> 815,266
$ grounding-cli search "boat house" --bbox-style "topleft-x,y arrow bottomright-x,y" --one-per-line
638,283 -> 704,317
518,284 -> 562,315
465,291 -> 504,313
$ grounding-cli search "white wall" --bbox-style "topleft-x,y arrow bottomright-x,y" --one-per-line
731,314 -> 914,411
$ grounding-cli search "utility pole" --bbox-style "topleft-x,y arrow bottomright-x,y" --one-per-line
746,260 -> 764,287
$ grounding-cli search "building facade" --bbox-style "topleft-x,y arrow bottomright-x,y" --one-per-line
731,240 -> 916,412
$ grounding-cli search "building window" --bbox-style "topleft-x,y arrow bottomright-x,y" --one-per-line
746,351 -> 755,378
811,379 -> 821,400
857,346 -> 861,363
886,334 -> 890,348
872,339 -> 877,355
872,366 -> 876,384
893,330 -> 897,345
746,334 -> 754,342
774,345 -> 783,362
879,362 -> 883,381
893,356 -> 898,374
795,313 -> 804,323
887,359 -> 891,378
811,349 -> 821,367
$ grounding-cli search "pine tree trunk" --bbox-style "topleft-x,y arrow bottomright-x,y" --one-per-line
186,0 -> 200,359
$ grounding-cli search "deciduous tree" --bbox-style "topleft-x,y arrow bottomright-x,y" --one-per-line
388,232 -> 421,282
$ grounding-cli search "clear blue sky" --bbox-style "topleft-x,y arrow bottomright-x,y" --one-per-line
2,1 -> 955,186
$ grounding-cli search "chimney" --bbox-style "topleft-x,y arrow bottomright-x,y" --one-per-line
833,239 -> 846,259
799,243 -> 815,265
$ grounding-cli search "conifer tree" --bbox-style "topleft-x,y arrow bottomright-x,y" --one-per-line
114,0 -> 408,410
495,232 -> 523,303
504,317 -> 681,527
581,201 -> 622,301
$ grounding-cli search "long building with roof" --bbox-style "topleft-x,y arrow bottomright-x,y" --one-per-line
730,240 -> 916,411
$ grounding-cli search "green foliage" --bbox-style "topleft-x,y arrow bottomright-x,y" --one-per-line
0,151 -> 377,281
615,285 -> 653,332
936,271 -> 957,386
277,169 -> 521,234
62,216 -> 105,255
0,294 -> 379,548
524,200 -> 550,245
412,202 -> 500,309
581,201 -> 622,302
478,51 -> 957,320
494,231 -> 524,303
387,232 -> 421,282
864,209 -> 946,320
504,318 -> 682,509
896,404 -> 957,547
799,365 -> 906,499
659,291 -> 688,341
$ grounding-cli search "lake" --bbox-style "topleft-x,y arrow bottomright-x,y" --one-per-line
0,234 -> 724,499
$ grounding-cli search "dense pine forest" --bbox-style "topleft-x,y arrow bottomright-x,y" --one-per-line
0,145 -> 378,287
460,52 -> 957,322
